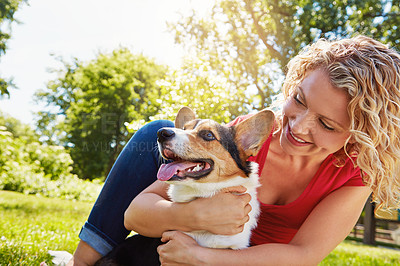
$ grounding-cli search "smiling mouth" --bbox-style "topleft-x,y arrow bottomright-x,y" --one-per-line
288,126 -> 312,145
157,148 -> 214,181
290,130 -> 307,143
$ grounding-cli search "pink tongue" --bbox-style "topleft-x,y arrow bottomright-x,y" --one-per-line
157,161 -> 199,181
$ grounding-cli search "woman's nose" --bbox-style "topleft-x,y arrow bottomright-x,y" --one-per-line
291,112 -> 315,135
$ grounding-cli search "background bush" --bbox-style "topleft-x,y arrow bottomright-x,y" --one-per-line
0,112 -> 101,202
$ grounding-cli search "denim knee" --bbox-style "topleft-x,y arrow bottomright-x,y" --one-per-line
79,119 -> 174,255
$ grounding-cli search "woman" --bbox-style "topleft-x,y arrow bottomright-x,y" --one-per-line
68,35 -> 400,265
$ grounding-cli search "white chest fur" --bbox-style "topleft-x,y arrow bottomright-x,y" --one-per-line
167,162 -> 261,249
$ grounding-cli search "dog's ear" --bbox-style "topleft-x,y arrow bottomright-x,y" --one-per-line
175,107 -> 196,129
234,109 -> 275,158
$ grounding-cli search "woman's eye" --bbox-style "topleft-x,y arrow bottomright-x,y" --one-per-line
319,119 -> 335,131
294,93 -> 305,106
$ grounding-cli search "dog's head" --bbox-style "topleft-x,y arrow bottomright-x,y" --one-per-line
157,107 -> 274,183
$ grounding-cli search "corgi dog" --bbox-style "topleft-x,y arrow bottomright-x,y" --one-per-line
94,107 -> 274,266
156,107 -> 274,249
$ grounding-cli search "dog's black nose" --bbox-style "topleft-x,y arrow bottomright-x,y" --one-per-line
157,128 -> 175,142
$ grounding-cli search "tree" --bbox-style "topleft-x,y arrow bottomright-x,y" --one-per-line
125,56 -> 254,135
0,109 -> 38,143
0,0 -> 27,97
0,110 -> 71,183
35,48 -> 166,180
152,57 -> 249,124
169,0 -> 400,111
0,111 -> 100,201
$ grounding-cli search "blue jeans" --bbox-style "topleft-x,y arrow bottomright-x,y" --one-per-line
79,120 -> 174,256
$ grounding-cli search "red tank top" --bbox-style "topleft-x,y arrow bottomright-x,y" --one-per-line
228,114 -> 364,245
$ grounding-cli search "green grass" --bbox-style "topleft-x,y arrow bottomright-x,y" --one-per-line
1,190 -> 400,265
322,241 -> 400,265
0,190 -> 93,265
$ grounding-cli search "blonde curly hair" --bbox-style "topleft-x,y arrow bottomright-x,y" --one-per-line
281,35 -> 400,210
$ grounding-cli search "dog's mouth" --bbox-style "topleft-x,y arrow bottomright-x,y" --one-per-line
157,149 -> 214,181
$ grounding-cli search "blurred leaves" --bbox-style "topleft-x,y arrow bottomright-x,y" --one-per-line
0,0 -> 27,96
148,57 -> 248,124
169,0 -> 400,110
34,48 -> 166,180
0,111 -> 100,201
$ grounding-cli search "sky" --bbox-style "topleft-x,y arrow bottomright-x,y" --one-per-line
0,0 -> 213,125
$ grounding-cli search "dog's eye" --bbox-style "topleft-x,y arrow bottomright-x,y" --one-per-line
199,130 -> 216,141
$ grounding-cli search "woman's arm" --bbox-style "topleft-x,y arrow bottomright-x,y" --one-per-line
124,180 -> 192,237
66,240 -> 102,266
158,185 -> 371,265
124,180 -> 252,237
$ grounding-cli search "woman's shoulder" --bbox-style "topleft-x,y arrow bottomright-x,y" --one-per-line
319,154 -> 364,187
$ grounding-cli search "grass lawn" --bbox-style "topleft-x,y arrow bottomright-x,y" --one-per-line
1,190 -> 400,265
0,190 -> 93,265
322,241 -> 400,265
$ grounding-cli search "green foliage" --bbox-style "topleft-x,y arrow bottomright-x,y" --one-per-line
343,0 -> 400,49
0,0 -> 27,97
0,191 -> 93,265
0,111 -> 101,201
35,49 -> 167,180
126,57 -> 252,133
150,58 -> 248,124
321,240 -> 400,265
0,109 -> 38,142
169,0 -> 400,110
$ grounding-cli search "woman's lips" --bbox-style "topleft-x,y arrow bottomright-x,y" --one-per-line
286,125 -> 312,146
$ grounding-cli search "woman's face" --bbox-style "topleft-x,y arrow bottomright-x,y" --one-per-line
281,68 -> 352,159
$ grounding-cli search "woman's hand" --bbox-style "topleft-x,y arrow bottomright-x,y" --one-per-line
188,186 -> 252,235
157,231 -> 205,266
